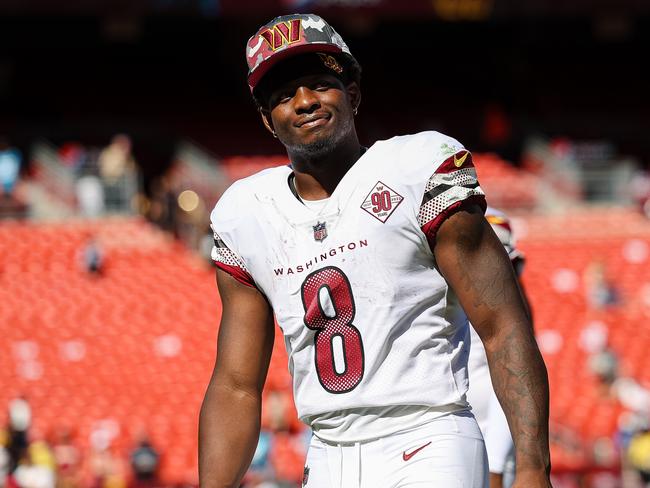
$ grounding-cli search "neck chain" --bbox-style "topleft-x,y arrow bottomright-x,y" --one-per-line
287,146 -> 368,204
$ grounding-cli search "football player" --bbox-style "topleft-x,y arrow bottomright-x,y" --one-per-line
199,14 -> 551,488
467,207 -> 530,488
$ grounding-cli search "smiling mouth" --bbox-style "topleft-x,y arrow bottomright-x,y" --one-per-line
297,114 -> 330,129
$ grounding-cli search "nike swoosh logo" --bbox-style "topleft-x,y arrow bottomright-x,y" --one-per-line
454,151 -> 469,167
402,441 -> 432,461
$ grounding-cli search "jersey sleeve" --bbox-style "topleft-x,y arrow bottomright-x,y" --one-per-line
211,230 -> 256,288
209,184 -> 257,289
417,148 -> 487,248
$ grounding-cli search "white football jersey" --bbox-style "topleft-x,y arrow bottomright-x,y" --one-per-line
467,325 -> 493,430
211,131 -> 486,442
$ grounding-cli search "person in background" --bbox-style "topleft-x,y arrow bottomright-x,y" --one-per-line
628,423 -> 650,488
86,436 -> 126,488
588,343 -> 620,397
129,435 -> 160,488
79,236 -> 104,276
58,142 -> 87,172
75,149 -> 105,219
631,170 -> 650,219
584,260 -> 620,310
243,431 -> 274,487
1,434 -> 10,488
0,138 -> 21,199
7,397 -> 31,473
51,427 -> 82,488
12,449 -> 55,488
147,174 -> 178,236
15,431 -> 56,488
466,207 -> 531,488
98,134 -> 137,212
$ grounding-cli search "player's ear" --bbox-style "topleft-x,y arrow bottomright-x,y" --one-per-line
259,108 -> 278,138
346,82 -> 361,116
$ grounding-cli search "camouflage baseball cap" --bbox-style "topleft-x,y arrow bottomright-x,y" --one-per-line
246,13 -> 356,94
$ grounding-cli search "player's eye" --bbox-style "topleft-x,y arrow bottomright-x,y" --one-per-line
313,81 -> 331,91
273,92 -> 292,105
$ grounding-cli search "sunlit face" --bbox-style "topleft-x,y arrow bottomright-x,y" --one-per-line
263,73 -> 358,159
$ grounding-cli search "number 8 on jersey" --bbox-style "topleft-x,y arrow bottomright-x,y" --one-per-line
300,267 -> 365,394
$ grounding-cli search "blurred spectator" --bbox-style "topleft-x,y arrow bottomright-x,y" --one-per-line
263,391 -> 291,433
13,437 -> 56,488
128,435 -> 159,488
268,432 -> 305,487
579,320 -> 609,354
1,439 -> 9,488
175,190 -> 208,251
98,134 -> 137,212
76,151 -> 105,218
244,430 -> 274,486
13,457 -> 54,488
27,435 -> 55,474
51,427 -> 81,488
628,425 -> 650,487
147,174 -> 177,236
591,436 -> 618,468
631,170 -> 650,219
98,135 -> 135,183
260,391 -> 306,486
0,138 -> 21,198
584,260 -> 620,310
86,441 -> 126,488
618,411 -> 649,455
58,142 -> 87,171
588,344 -> 620,396
78,236 -> 104,276
613,378 -> 650,415
7,397 -> 32,472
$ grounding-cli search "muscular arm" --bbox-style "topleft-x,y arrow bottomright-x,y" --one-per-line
199,270 -> 275,488
434,205 -> 551,485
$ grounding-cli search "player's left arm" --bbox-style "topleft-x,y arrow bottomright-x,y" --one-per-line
434,204 -> 551,487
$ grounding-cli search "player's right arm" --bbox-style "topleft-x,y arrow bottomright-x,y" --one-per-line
199,269 -> 275,488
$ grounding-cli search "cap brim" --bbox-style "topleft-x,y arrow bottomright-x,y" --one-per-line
248,43 -> 343,93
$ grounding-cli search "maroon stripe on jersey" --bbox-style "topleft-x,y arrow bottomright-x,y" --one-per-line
436,151 -> 474,175
496,221 -> 512,233
421,194 -> 487,250
214,261 -> 257,288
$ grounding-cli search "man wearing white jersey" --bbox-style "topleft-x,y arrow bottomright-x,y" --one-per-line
199,13 -> 551,488
467,208 -> 530,488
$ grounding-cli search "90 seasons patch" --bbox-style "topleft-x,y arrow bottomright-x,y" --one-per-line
361,181 -> 404,223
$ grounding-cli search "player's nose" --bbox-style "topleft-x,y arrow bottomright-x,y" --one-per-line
294,86 -> 320,114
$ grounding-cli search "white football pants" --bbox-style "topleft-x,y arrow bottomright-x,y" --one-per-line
303,411 -> 488,488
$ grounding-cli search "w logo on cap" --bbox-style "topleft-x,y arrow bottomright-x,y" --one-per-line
260,19 -> 302,51
246,14 -> 356,94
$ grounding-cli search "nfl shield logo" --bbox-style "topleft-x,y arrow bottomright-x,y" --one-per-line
313,221 -> 327,242
302,466 -> 310,486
